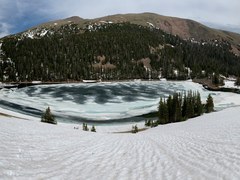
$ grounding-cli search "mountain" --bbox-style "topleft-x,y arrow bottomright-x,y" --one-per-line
0,13 -> 240,82
33,12 -> 240,56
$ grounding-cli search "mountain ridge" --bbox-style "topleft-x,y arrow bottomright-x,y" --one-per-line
25,12 -> 239,56
1,13 -> 240,82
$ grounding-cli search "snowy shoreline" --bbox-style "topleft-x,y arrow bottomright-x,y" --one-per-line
1,79 -> 240,125
0,106 -> 147,133
0,99 -> 240,134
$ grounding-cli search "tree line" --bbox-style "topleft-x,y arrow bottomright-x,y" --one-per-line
146,91 -> 214,127
158,91 -> 214,124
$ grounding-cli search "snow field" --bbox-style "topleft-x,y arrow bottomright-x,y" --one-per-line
0,107 -> 240,179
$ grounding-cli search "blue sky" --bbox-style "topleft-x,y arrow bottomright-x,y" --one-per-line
0,0 -> 240,37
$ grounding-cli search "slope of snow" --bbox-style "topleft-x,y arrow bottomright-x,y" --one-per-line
0,107 -> 240,179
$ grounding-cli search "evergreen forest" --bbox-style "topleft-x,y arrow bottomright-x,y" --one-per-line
1,23 -> 240,82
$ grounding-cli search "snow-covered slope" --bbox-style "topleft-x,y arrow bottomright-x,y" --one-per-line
0,107 -> 240,179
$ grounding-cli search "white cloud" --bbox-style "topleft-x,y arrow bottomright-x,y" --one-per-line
45,0 -> 240,28
0,22 -> 11,37
0,0 -> 60,37
0,0 -> 16,37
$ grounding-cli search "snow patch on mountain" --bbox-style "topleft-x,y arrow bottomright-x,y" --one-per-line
147,22 -> 155,28
20,28 -> 52,40
39,29 -> 48,37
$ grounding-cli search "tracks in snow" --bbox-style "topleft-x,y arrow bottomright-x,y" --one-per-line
1,107 -> 240,179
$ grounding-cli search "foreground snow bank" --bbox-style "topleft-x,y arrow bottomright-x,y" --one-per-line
0,107 -> 240,179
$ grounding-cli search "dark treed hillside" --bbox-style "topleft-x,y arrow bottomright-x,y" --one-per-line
0,22 -> 240,82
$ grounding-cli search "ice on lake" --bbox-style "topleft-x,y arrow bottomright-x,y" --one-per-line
0,80 -> 239,123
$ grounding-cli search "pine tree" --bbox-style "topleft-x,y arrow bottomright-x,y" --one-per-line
182,94 -> 187,119
212,73 -> 224,86
167,95 -> 173,122
41,107 -> 57,124
145,119 -> 151,126
158,99 -> 169,124
82,123 -> 89,131
85,124 -> 89,131
205,94 -> 214,113
132,125 -> 138,133
91,125 -> 96,132
186,91 -> 194,118
212,73 -> 220,85
151,120 -> 158,127
173,93 -> 182,122
194,92 -> 203,116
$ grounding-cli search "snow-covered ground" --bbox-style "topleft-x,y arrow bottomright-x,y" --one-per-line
0,106 -> 240,179
222,80 -> 240,89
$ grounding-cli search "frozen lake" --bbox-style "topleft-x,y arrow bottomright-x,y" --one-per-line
0,80 -> 239,124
